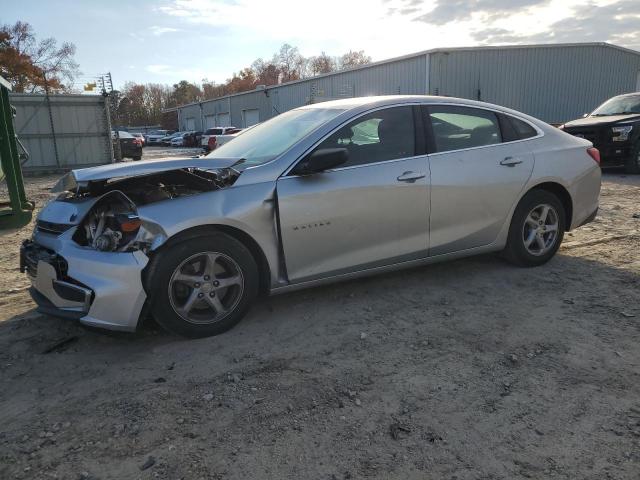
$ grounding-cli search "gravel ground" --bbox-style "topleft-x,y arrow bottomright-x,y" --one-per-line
0,164 -> 639,480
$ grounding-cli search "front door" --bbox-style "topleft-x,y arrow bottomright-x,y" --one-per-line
276,105 -> 430,283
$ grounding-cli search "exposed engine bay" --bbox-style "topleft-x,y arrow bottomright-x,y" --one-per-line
60,167 -> 241,253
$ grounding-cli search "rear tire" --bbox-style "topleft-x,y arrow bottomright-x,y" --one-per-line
132,156 -> 142,161
146,233 -> 259,338
624,142 -> 640,174
503,189 -> 566,267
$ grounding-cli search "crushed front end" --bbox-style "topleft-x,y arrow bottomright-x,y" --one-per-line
21,159 -> 242,331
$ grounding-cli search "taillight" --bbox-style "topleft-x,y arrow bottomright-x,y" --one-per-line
208,136 -> 217,149
587,147 -> 600,165
133,138 -> 142,146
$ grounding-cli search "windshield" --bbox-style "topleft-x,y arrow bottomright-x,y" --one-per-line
206,107 -> 346,165
592,95 -> 640,116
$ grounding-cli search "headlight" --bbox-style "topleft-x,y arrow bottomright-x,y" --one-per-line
612,125 -> 633,142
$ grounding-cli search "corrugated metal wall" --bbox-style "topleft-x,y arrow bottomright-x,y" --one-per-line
177,56 -> 429,130
429,44 -> 640,123
176,44 -> 640,128
11,94 -> 112,172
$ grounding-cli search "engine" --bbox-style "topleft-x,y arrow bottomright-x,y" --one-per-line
74,191 -> 142,252
69,167 -> 241,252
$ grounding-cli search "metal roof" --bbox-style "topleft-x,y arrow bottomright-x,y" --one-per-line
168,42 -> 640,112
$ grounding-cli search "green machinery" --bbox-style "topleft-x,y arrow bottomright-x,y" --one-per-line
0,75 -> 33,229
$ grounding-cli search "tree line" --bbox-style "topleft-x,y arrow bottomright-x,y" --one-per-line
114,44 -> 371,126
0,21 -> 371,127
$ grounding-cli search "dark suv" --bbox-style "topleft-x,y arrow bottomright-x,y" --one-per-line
561,93 -> 640,173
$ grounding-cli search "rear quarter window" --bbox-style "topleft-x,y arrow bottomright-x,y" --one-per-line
500,114 -> 538,142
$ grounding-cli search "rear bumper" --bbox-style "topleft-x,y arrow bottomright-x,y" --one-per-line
22,234 -> 148,332
121,145 -> 143,158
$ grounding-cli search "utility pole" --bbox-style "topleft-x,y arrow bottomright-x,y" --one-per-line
99,72 -> 121,161
42,72 -> 61,168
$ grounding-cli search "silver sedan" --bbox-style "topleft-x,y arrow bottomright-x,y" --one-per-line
23,96 -> 601,337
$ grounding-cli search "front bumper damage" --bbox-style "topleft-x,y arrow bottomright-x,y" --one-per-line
21,157 -> 246,332
21,229 -> 148,332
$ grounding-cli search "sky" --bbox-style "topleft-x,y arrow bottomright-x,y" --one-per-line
4,0 -> 640,90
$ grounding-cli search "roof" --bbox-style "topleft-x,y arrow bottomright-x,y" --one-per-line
168,42 -> 640,112
301,94 -> 547,117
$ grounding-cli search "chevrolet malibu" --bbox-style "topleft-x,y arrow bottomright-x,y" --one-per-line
22,96 -> 601,338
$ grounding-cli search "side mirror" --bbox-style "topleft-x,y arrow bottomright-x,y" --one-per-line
292,148 -> 348,175
582,113 -> 589,118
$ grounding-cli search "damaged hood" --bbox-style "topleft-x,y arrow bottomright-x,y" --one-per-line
53,157 -> 242,192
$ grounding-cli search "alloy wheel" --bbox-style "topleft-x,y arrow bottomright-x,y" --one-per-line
522,204 -> 560,256
168,251 -> 244,324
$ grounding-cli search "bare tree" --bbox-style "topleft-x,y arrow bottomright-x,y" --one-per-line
339,50 -> 372,70
309,52 -> 336,76
252,58 -> 281,86
276,44 -> 305,82
0,21 -> 79,93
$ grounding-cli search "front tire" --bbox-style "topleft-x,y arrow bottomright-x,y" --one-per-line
503,189 -> 566,267
146,234 -> 259,338
624,142 -> 640,174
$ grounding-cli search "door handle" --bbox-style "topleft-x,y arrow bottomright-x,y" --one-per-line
397,171 -> 426,183
500,156 -> 523,167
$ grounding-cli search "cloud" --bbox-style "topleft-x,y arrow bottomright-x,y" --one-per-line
145,63 -> 218,82
388,0 -> 549,24
152,0 -> 640,76
471,0 -> 640,49
156,0 -> 397,44
146,64 -> 171,74
149,26 -> 181,35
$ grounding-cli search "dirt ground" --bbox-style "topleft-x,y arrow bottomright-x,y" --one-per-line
1,160 -> 639,479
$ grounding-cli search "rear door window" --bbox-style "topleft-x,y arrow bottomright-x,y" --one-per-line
427,106 -> 501,153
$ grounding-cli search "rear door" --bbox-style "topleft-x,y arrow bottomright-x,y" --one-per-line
425,105 -> 536,255
276,105 -> 430,283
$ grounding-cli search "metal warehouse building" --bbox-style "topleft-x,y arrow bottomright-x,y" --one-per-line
174,42 -> 640,130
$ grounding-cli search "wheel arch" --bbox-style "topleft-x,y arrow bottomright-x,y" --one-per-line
521,181 -> 573,230
147,224 -> 272,295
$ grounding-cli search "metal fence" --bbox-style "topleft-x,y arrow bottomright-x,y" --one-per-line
10,93 -> 113,173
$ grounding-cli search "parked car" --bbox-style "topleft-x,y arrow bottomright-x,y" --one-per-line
560,92 -> 640,173
23,96 -> 601,338
170,132 -> 192,147
146,130 -> 172,146
161,131 -> 185,146
215,125 -> 259,148
201,127 -> 240,152
111,131 -> 142,161
187,131 -> 203,148
131,132 -> 146,147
